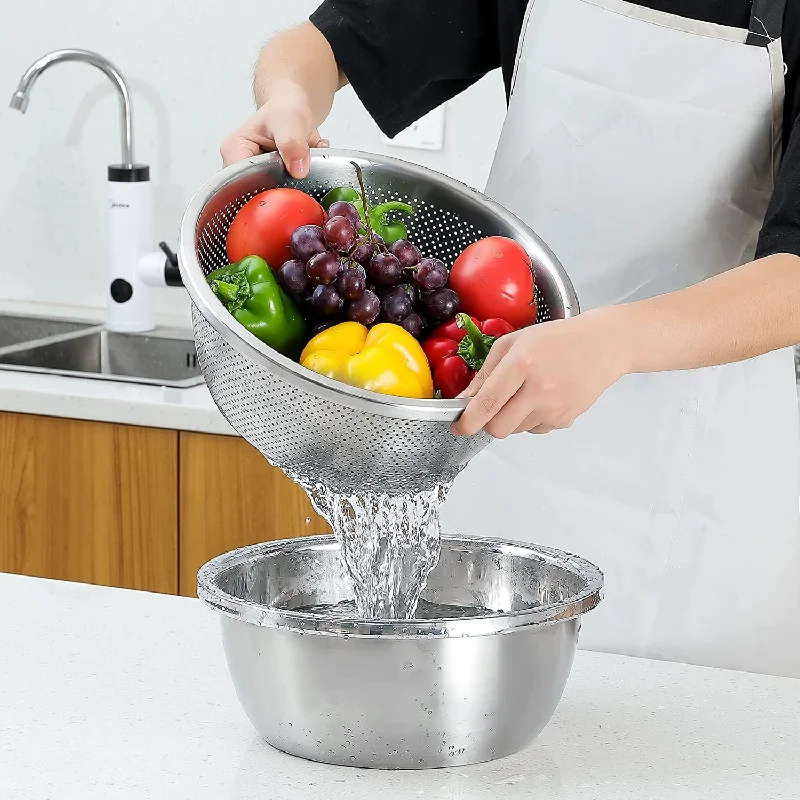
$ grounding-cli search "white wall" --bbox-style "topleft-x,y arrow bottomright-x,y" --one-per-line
0,1 -> 506,326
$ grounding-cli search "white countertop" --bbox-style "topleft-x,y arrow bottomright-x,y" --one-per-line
1,573 -> 798,799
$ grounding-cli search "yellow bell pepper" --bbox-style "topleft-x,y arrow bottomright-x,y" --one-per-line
300,322 -> 434,399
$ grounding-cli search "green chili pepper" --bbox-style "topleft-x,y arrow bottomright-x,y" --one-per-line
321,186 -> 361,209
207,256 -> 306,359
365,200 -> 415,246
322,184 -> 416,246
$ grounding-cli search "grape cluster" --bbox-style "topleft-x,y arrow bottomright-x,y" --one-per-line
276,201 -> 460,339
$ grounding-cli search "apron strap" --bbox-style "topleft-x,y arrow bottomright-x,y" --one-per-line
746,0 -> 788,45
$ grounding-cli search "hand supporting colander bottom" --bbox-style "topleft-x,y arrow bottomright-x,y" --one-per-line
178,150 -> 579,495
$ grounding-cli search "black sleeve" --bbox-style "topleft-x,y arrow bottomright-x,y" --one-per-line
310,1 -> 502,138
756,120 -> 800,258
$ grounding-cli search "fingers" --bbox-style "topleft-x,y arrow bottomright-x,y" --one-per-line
221,113 -> 327,173
309,129 -> 330,148
514,411 -> 545,434
482,388 -> 540,439
451,351 -> 527,437
220,134 -> 263,168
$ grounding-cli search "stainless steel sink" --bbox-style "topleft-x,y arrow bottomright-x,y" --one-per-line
0,313 -> 97,349
0,315 -> 204,388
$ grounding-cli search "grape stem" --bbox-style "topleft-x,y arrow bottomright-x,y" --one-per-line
350,160 -> 380,249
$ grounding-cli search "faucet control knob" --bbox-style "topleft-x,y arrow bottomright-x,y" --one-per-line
139,246 -> 183,289
158,242 -> 183,287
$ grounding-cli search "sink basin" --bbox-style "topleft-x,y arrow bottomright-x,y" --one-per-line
0,313 -> 97,349
0,328 -> 204,388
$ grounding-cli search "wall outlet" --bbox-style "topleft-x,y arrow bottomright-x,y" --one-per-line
381,105 -> 446,151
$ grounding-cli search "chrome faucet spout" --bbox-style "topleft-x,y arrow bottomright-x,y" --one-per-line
10,49 -> 134,167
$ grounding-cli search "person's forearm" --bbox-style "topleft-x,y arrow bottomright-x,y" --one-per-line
609,253 -> 800,374
254,22 -> 346,123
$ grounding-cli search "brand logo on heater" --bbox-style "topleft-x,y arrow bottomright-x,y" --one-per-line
109,201 -> 131,209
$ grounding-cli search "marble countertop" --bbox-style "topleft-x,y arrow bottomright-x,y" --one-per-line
0,366 -> 234,434
1,572 -> 798,800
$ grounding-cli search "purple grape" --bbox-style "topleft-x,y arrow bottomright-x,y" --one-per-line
290,225 -> 326,261
414,257 -> 449,291
389,239 -> 421,268
371,232 -> 386,248
382,283 -> 415,305
351,237 -> 376,266
347,290 -> 381,325
307,250 -> 343,285
277,259 -> 311,297
400,312 -> 425,339
369,252 -> 403,286
426,288 -> 460,322
382,289 -> 413,324
310,321 -> 336,337
337,264 -> 367,300
324,216 -> 358,253
311,284 -> 345,317
401,281 -> 419,307
328,201 -> 362,230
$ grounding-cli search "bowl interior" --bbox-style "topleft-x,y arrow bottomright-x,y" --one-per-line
206,535 -> 601,625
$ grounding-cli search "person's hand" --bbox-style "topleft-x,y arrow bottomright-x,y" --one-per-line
451,307 -> 631,438
220,81 -> 329,176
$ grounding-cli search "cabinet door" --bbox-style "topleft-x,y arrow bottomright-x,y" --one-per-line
179,432 -> 329,597
0,412 -> 177,593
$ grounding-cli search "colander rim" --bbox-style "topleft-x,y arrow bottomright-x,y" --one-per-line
196,533 -> 603,638
178,149 -> 579,423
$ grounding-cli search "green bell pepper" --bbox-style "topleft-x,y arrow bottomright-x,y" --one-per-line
321,186 -> 415,246
207,256 -> 306,359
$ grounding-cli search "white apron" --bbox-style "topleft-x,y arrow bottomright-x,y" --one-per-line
443,0 -> 800,677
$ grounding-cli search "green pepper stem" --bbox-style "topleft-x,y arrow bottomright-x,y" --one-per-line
210,280 -> 241,304
456,313 -> 494,369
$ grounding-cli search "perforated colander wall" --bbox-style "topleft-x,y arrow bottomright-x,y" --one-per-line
194,307 -> 489,494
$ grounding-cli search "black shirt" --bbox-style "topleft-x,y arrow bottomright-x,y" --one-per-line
310,0 -> 800,259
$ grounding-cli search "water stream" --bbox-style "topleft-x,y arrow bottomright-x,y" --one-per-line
299,482 -> 450,619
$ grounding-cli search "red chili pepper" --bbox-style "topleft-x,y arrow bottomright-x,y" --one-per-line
423,314 -> 515,399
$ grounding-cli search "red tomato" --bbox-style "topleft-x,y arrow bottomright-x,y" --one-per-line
226,188 -> 326,269
449,237 -> 537,328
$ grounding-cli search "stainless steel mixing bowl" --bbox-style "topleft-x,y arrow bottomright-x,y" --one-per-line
198,534 -> 603,769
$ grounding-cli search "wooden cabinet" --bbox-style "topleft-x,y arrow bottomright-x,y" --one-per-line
0,412 -> 177,593
177,432 -> 329,597
0,412 -> 327,596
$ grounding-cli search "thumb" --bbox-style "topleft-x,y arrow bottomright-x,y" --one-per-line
271,114 -> 313,179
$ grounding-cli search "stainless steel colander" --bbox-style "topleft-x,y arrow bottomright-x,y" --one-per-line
178,150 -> 578,495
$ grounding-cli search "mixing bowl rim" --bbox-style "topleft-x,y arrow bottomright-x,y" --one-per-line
196,533 -> 603,638
178,149 -> 579,423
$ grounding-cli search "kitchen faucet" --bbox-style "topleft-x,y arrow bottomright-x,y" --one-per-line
10,49 -> 181,333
